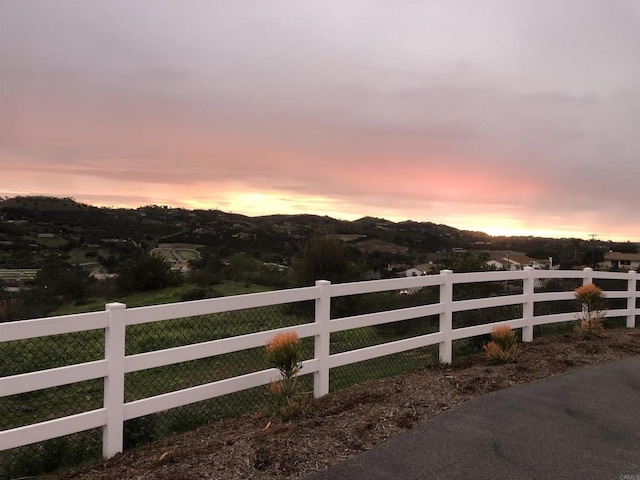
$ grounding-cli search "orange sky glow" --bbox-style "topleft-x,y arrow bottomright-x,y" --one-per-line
2,1 -> 639,243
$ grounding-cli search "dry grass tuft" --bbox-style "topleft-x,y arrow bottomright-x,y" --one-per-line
483,325 -> 519,364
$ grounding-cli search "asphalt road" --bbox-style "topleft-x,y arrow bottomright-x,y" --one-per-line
306,357 -> 640,480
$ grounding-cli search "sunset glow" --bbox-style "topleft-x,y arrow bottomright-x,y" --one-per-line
2,1 -> 639,242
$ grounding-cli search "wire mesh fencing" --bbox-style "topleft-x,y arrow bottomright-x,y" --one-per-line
328,286 -> 441,391
0,329 -> 106,479
2,272 -> 638,479
1,302 -> 316,479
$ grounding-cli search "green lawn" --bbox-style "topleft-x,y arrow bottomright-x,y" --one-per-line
51,281 -> 273,316
26,235 -> 69,248
174,249 -> 200,261
68,248 -> 110,265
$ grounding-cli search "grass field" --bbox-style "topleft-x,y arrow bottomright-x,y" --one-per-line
27,235 -> 69,248
68,248 -> 111,265
174,249 -> 200,261
51,281 -> 272,316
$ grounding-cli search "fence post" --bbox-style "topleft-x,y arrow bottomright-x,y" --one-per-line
628,270 -> 637,328
104,302 -> 126,458
439,270 -> 453,364
314,280 -> 331,398
522,267 -> 534,342
582,267 -> 593,285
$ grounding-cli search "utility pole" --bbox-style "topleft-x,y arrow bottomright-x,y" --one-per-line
589,233 -> 598,269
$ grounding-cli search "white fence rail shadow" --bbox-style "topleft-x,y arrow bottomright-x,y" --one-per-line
1,267 -> 637,457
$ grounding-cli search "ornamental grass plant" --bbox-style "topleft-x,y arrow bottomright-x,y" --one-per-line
574,283 -> 607,339
265,331 -> 310,417
483,324 -> 519,364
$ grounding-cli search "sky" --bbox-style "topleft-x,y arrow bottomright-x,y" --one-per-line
1,1 -> 639,242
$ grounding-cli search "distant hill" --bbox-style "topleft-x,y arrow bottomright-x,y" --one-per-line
1,195 -> 633,271
0,196 -> 92,211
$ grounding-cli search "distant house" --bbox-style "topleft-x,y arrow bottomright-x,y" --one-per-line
263,262 -> 289,272
511,255 -> 551,269
404,268 -> 423,277
89,270 -> 117,280
602,252 -> 640,271
487,259 -> 515,271
487,255 -> 550,271
171,261 -> 190,273
403,263 -> 434,277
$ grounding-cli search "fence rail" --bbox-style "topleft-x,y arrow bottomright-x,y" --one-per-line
1,267 -> 638,459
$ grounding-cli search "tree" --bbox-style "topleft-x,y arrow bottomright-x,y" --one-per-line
436,250 -> 491,273
98,254 -> 119,272
5,260 -> 95,320
525,249 -> 555,260
581,249 -> 604,269
292,234 -> 362,286
34,260 -> 93,301
224,252 -> 261,284
609,242 -> 639,254
435,250 -> 497,308
188,250 -> 225,286
116,252 -> 181,294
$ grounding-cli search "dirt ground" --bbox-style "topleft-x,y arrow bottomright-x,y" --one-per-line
52,328 -> 640,480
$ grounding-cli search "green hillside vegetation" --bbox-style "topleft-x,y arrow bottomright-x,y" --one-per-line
29,235 -> 70,248
0,195 -> 91,211
1,195 -> 637,322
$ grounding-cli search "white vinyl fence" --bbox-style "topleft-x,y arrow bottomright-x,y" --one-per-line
1,268 -> 637,458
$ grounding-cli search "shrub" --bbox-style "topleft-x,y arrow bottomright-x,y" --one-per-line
483,325 -> 519,364
574,283 -> 606,339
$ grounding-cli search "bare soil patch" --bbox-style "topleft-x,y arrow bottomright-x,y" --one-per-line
52,328 -> 640,480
